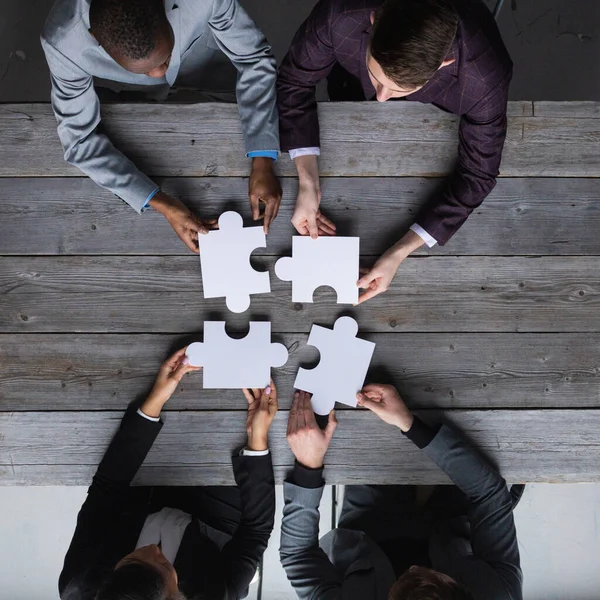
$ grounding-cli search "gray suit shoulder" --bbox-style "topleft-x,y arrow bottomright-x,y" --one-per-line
41,0 -> 84,45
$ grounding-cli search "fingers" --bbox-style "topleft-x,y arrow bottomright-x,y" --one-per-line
360,383 -> 387,397
355,393 -> 381,412
165,347 -> 189,369
172,359 -> 201,381
300,391 -> 317,427
316,212 -> 336,234
263,198 -> 275,234
306,213 -> 319,239
357,283 -> 382,305
242,388 -> 254,405
287,391 -> 300,435
181,230 -> 200,254
204,219 -> 219,231
249,194 -> 260,221
357,268 -> 379,289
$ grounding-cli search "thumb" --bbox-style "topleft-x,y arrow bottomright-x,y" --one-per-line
307,213 -> 319,239
357,269 -> 377,288
172,359 -> 199,381
324,409 -> 338,440
356,392 -> 383,414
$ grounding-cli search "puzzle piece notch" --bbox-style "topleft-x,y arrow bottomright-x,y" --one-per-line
198,211 -> 270,313
294,316 -> 375,415
275,236 -> 359,304
186,321 -> 288,389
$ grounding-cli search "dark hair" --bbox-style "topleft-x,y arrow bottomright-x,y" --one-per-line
89,0 -> 169,60
389,568 -> 474,600
95,562 -> 170,600
370,0 -> 458,89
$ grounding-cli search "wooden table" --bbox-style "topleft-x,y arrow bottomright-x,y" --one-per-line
1,101 -> 599,485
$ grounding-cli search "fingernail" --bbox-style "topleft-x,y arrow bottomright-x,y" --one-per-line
265,385 -> 271,395
182,357 -> 189,365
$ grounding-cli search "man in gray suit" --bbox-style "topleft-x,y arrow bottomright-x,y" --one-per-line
41,0 -> 281,252
281,388 -> 523,600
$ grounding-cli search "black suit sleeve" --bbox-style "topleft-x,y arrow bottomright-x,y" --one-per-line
220,453 -> 276,599
59,409 -> 162,599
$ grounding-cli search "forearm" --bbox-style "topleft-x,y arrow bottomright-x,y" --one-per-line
280,481 -> 340,599
209,0 -> 279,153
94,408 -> 162,488
295,154 -> 320,191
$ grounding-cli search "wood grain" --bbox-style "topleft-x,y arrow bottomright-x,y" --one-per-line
0,333 -> 598,411
1,177 -> 599,256
1,409 -> 599,485
1,256 -> 599,333
533,101 -> 600,118
1,103 -> 598,177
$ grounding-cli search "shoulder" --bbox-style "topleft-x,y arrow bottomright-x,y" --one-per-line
41,0 -> 85,46
454,0 -> 513,88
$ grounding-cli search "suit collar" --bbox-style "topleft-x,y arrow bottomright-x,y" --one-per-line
165,3 -> 182,85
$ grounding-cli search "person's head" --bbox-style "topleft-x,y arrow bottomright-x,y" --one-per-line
96,544 -> 183,600
389,566 -> 474,600
89,0 -> 174,78
367,0 -> 458,101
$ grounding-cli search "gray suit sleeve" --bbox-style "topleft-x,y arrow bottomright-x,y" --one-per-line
280,482 -> 341,600
208,0 -> 279,154
40,38 -> 159,213
423,425 -> 523,600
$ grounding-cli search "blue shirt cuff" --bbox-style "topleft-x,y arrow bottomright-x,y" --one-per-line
142,187 -> 160,212
247,150 -> 279,161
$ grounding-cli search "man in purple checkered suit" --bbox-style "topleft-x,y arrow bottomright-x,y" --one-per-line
277,0 -> 512,304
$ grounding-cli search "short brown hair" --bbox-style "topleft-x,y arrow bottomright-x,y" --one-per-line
370,0 -> 458,89
389,567 -> 474,600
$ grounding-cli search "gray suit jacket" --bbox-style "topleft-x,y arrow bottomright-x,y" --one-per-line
41,0 -> 279,213
280,425 -> 522,600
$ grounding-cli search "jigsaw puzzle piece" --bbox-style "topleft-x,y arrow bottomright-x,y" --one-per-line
186,321 -> 288,389
294,316 -> 375,415
275,236 -> 359,304
198,211 -> 270,313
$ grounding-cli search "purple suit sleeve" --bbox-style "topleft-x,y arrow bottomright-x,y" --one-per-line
276,0 -> 337,151
415,70 -> 512,245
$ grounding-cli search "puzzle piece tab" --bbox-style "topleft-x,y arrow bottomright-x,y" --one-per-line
186,322 -> 288,389
275,236 -> 359,304
198,211 -> 269,313
294,316 -> 375,415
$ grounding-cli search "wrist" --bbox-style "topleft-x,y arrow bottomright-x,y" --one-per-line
396,413 -> 415,433
393,230 -> 426,256
295,155 -> 320,184
247,435 -> 268,452
297,456 -> 324,469
140,395 -> 168,418
251,156 -> 274,172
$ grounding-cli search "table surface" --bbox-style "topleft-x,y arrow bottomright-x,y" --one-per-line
1,101 -> 599,485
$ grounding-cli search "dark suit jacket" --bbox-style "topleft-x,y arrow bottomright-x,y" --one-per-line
277,0 -> 513,245
59,409 -> 275,600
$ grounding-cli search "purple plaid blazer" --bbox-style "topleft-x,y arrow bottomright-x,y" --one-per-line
277,0 -> 513,245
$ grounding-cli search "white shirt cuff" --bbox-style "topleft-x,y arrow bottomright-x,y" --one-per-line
240,448 -> 270,456
289,147 -> 321,159
137,408 -> 161,422
410,223 -> 438,248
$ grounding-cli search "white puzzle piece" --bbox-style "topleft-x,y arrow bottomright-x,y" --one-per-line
186,321 -> 288,389
198,211 -> 270,313
294,316 -> 375,415
275,236 -> 360,304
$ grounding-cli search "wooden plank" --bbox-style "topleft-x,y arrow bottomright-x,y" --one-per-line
1,256 -> 599,333
1,177 -> 599,256
1,333 -> 598,411
1,410 -> 599,485
534,101 -> 600,118
0,103 -> 598,178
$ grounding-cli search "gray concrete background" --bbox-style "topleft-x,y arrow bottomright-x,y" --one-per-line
0,0 -> 599,102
